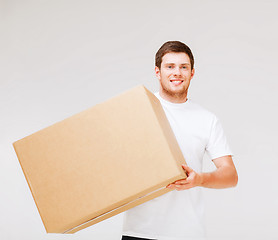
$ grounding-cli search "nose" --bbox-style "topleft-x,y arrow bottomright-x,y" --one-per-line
173,67 -> 181,76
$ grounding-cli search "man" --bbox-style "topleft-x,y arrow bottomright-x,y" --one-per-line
121,41 -> 238,240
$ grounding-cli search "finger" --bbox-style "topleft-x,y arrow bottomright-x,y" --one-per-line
173,184 -> 182,191
174,180 -> 187,185
182,164 -> 193,174
175,176 -> 192,185
175,184 -> 192,191
166,184 -> 175,189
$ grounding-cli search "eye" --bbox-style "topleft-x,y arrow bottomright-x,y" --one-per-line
182,66 -> 187,69
168,66 -> 172,69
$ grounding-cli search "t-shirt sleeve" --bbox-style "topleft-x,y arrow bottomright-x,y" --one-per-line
206,116 -> 233,160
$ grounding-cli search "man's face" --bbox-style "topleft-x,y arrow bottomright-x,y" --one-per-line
155,52 -> 195,103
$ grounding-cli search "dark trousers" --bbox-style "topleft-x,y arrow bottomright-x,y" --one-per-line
121,236 -> 156,240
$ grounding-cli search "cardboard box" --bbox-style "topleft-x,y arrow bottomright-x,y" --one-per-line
13,85 -> 186,234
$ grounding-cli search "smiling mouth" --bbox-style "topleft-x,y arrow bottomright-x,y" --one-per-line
170,80 -> 184,85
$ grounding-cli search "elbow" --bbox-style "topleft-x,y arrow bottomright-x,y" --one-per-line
231,170 -> 238,187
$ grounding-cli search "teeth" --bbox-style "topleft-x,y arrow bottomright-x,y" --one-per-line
170,80 -> 183,83
170,80 -> 183,86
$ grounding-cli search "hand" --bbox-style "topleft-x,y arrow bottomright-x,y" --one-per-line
167,164 -> 202,191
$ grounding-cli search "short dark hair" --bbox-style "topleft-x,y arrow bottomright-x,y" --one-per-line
155,41 -> 194,70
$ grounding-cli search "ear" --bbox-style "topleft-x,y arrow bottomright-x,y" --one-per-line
155,66 -> 161,80
190,68 -> 195,80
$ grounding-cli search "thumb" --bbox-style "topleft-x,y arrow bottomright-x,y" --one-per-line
182,164 -> 193,174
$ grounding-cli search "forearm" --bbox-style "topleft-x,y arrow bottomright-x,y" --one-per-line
199,165 -> 238,189
168,157 -> 238,191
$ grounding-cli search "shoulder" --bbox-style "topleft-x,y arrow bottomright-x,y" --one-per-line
187,100 -> 218,121
154,92 -> 218,123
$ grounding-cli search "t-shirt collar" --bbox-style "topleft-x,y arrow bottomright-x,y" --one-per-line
154,92 -> 190,108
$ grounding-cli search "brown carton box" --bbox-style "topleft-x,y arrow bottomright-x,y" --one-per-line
13,85 -> 186,234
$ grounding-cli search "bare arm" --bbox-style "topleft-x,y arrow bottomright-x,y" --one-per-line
167,155 -> 238,191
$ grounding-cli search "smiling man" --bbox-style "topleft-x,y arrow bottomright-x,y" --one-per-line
156,51 -> 194,103
121,41 -> 238,240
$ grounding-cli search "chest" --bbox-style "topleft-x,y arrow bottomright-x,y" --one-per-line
162,107 -> 211,158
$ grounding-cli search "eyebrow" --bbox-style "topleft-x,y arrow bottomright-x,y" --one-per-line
164,63 -> 190,66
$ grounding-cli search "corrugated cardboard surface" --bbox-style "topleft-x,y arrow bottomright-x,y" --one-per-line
13,85 -> 186,233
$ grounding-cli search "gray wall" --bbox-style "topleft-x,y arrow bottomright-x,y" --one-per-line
1,1 -> 277,239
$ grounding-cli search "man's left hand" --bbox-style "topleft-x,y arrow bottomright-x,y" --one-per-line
167,164 -> 202,191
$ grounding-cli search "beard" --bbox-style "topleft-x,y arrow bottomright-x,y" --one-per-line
160,80 -> 189,100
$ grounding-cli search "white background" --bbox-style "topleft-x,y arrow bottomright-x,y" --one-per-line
1,0 -> 278,239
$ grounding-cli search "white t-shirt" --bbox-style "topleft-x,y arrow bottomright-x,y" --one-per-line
122,93 -> 233,240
